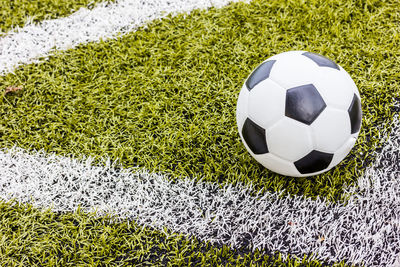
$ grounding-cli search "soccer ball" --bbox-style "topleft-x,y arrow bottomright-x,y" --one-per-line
236,51 -> 362,177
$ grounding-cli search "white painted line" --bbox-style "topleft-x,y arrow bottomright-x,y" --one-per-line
0,114 -> 399,266
0,0 -> 246,75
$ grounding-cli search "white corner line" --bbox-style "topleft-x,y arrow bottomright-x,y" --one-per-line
0,114 -> 399,266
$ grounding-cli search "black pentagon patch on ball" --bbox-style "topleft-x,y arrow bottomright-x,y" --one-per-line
294,150 -> 334,174
348,94 -> 362,134
242,118 -> 268,154
246,60 -> 276,91
302,52 -> 340,70
285,84 -> 326,125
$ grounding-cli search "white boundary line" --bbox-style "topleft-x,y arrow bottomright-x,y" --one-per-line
0,117 -> 399,266
0,1 -> 399,266
0,0 -> 247,75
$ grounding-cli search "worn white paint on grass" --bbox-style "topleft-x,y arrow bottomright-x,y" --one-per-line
0,0 -> 247,75
0,115 -> 399,266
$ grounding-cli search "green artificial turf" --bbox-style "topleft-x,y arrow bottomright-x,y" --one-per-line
0,200 -> 348,266
1,0 -> 398,201
0,0 -> 109,34
0,0 -> 399,265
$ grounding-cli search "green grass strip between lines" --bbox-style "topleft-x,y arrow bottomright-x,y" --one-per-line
1,0 -> 399,201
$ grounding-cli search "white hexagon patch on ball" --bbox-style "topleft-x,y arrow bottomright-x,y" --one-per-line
236,51 -> 362,177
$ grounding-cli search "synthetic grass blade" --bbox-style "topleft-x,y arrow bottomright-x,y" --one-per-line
0,0 -> 246,74
0,112 -> 399,265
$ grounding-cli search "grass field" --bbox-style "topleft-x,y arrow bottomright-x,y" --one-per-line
0,0 -> 399,265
